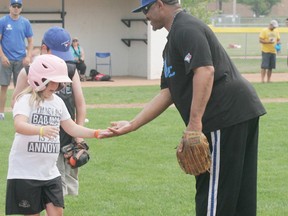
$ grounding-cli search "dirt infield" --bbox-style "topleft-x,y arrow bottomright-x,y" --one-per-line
7,73 -> 288,90
5,73 -> 288,112
81,73 -> 288,108
82,73 -> 288,87
80,73 -> 288,88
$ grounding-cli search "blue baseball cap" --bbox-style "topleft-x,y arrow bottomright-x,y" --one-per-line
10,0 -> 22,5
132,0 -> 156,13
42,26 -> 73,61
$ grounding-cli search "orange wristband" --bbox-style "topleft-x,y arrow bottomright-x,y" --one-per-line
94,130 -> 100,138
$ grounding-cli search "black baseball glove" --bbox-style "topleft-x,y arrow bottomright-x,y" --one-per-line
61,140 -> 90,168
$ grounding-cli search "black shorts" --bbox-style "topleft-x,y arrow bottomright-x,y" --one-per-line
261,52 -> 276,69
6,176 -> 64,215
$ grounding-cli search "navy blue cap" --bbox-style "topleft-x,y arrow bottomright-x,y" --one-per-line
132,0 -> 156,13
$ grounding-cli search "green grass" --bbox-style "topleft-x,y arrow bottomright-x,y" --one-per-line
1,84 -> 288,215
232,58 -> 288,73
216,32 -> 288,58
252,82 -> 288,98
82,86 -> 160,105
8,82 -> 288,108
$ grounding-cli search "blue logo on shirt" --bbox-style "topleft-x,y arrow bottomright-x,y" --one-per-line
164,60 -> 175,78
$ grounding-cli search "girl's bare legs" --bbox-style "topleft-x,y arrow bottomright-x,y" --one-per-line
45,202 -> 63,216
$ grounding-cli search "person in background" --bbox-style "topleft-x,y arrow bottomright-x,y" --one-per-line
70,37 -> 87,81
98,0 -> 266,215
0,0 -> 33,120
286,18 -> 288,66
259,20 -> 280,83
12,26 -> 87,197
6,54 -> 102,216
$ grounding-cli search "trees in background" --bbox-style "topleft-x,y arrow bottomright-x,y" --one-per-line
180,0 -> 283,23
181,0 -> 214,23
227,0 -> 281,17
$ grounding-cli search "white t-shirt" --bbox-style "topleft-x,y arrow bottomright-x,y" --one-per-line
7,93 -> 71,180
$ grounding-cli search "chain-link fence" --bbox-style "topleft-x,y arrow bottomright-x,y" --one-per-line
212,29 -> 288,73
211,16 -> 288,27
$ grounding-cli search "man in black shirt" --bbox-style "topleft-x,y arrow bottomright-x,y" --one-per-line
100,1 -> 266,215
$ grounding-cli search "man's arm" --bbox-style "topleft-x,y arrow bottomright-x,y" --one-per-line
0,34 -> 3,58
101,88 -> 173,138
129,88 -> 173,131
0,34 -> 10,67
23,37 -> 33,66
259,38 -> 274,44
277,31 -> 280,43
11,69 -> 29,107
187,66 -> 214,132
72,71 -> 86,123
72,71 -> 87,142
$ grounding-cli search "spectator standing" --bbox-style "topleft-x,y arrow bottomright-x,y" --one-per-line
70,37 -> 87,81
0,0 -> 33,120
99,1 -> 266,215
286,18 -> 288,66
259,20 -> 280,83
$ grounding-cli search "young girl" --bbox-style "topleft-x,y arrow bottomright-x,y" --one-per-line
6,54 -> 102,216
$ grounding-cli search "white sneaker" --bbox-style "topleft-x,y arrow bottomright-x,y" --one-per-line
0,113 -> 4,120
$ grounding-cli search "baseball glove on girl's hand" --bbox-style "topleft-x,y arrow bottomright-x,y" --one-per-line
61,141 -> 90,168
176,131 -> 211,176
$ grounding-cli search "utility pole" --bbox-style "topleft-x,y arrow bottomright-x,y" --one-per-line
232,0 -> 237,23
218,0 -> 223,13
232,0 -> 237,18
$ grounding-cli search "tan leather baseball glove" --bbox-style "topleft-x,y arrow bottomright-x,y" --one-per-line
176,131 -> 211,176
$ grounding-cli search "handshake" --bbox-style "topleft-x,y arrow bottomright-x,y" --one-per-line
95,121 -> 131,139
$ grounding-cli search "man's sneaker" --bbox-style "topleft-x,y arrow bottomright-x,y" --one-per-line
0,113 -> 4,120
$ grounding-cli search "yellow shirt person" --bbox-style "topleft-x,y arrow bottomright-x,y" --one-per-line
259,21 -> 280,54
259,20 -> 281,83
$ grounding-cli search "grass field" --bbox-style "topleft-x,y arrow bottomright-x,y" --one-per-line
0,83 -> 288,215
232,57 -> 288,73
215,32 -> 288,57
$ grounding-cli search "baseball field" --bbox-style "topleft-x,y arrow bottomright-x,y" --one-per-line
0,79 -> 288,215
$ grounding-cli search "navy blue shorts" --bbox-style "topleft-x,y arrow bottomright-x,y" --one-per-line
6,176 -> 64,215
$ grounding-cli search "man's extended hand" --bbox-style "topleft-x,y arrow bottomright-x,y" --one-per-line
97,120 -> 132,138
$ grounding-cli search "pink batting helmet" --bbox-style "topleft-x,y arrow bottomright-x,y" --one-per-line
28,54 -> 72,92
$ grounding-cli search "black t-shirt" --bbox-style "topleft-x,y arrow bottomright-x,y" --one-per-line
56,62 -> 76,120
161,11 -> 266,133
57,62 -> 77,147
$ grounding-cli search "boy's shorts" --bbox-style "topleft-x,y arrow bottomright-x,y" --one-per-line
57,153 -> 79,196
6,176 -> 64,215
